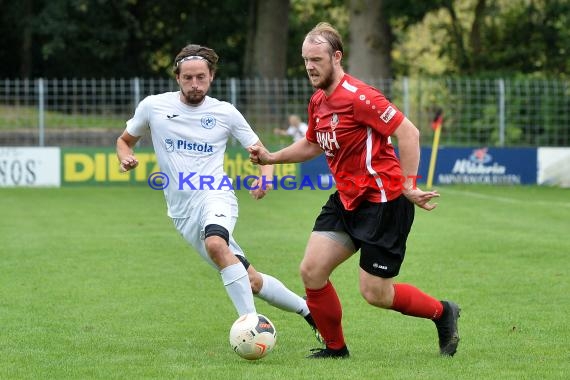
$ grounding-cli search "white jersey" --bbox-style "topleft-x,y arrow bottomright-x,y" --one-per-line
126,92 -> 259,218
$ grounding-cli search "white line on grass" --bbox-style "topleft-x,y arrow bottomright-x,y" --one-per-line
440,187 -> 570,208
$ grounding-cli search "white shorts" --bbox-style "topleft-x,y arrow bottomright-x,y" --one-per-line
172,190 -> 245,269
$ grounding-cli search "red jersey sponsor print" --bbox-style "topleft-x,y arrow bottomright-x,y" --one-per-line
305,74 -> 406,210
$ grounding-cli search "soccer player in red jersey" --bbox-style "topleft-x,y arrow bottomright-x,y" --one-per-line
249,22 -> 460,358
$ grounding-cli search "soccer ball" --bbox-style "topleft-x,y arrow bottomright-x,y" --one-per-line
229,313 -> 277,360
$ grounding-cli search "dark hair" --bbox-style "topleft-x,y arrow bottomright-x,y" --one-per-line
173,44 -> 219,75
304,22 -> 344,55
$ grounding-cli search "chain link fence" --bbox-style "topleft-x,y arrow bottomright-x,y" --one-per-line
0,77 -> 568,147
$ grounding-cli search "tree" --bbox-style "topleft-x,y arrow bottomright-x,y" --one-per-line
0,0 -> 38,78
288,0 -> 349,77
244,0 -> 290,78
0,0 -> 568,79
0,0 -> 253,78
348,0 -> 393,80
347,0 -> 446,80
397,0 -> 570,77
475,0 -> 570,76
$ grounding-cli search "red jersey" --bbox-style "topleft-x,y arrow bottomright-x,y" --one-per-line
305,74 -> 405,210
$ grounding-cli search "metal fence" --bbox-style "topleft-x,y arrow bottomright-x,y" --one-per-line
0,77 -> 568,147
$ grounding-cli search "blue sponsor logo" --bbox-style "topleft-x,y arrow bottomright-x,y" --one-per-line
201,115 -> 216,129
165,138 -> 175,152
177,140 -> 214,152
164,138 -> 214,153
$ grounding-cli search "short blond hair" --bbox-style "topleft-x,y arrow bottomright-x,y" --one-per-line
304,22 -> 344,55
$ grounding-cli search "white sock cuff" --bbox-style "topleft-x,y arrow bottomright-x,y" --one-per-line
258,273 -> 271,296
220,263 -> 248,286
256,272 -> 309,316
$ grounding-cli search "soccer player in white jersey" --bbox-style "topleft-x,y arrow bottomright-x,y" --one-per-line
116,44 -> 321,342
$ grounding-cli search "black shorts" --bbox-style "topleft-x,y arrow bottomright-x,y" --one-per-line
313,192 -> 415,278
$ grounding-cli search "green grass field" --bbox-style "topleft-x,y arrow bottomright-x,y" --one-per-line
1,185 -> 569,379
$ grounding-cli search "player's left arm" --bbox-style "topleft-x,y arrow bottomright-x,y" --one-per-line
248,140 -> 274,200
391,118 -> 439,211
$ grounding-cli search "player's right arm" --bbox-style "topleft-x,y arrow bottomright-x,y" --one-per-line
116,131 -> 141,172
249,137 -> 322,165
117,96 -> 151,172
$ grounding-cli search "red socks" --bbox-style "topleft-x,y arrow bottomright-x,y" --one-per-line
305,281 -> 346,350
391,283 -> 443,320
306,282 -> 443,350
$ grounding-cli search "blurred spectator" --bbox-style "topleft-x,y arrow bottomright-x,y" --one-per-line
274,114 -> 308,142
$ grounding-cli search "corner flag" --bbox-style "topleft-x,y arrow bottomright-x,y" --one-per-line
426,109 -> 443,189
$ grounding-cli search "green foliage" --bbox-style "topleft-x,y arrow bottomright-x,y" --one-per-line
395,0 -> 570,77
385,0 -> 447,28
4,0 -> 252,78
477,0 -> 570,76
1,185 -> 569,379
1,0 -> 568,80
288,0 -> 349,77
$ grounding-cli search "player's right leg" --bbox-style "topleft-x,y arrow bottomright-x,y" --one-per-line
197,190 -> 258,316
172,213 -> 256,317
203,225 -> 257,316
301,231 -> 354,359
230,241 -> 323,344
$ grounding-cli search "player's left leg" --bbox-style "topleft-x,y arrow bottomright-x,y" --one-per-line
359,270 -> 443,317
357,194 -> 460,356
359,270 -> 460,356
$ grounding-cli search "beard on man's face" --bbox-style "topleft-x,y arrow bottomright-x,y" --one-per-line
182,89 -> 206,105
309,69 -> 334,90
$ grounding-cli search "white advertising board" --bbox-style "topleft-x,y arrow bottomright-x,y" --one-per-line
0,147 -> 61,187
537,147 -> 570,188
